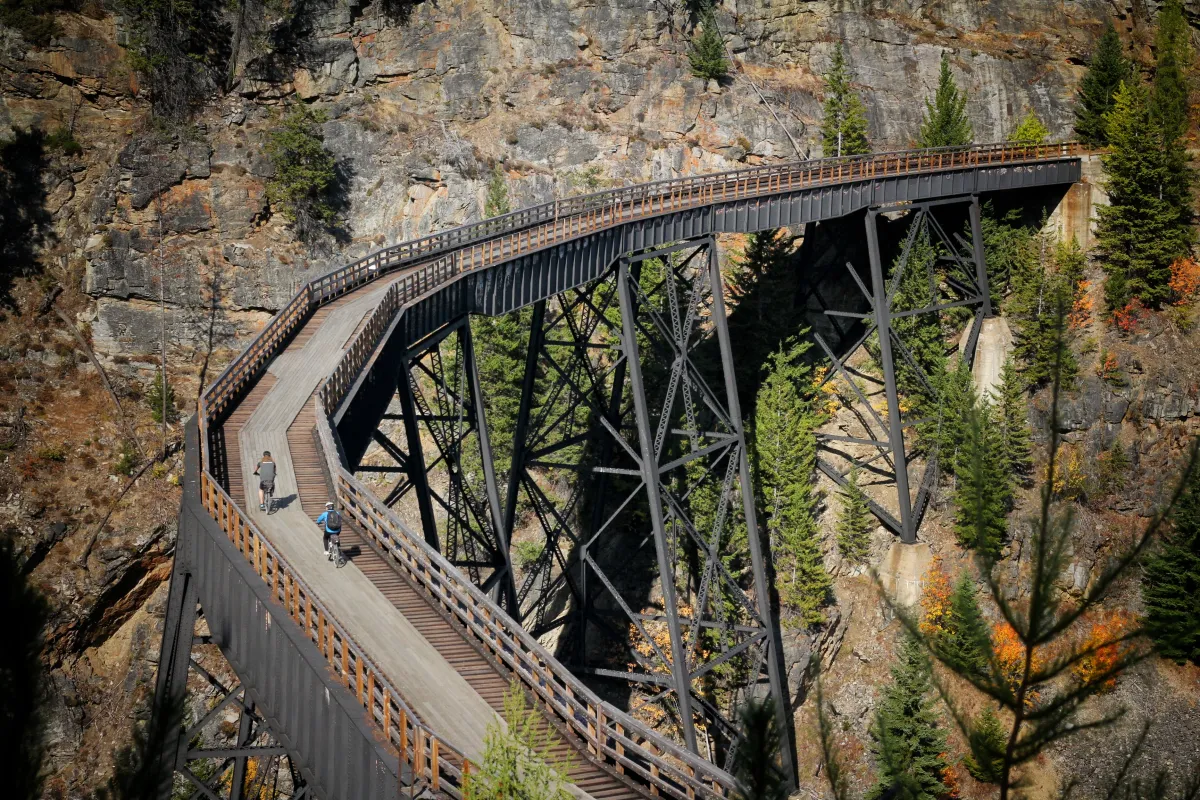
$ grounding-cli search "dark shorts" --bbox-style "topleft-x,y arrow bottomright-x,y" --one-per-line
259,480 -> 274,493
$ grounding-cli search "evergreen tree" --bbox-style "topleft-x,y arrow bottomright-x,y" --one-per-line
836,466 -> 873,565
890,226 -> 946,401
918,53 -> 973,148
938,574 -> 991,677
471,310 -> 531,471
465,681 -> 574,800
953,400 -> 1008,558
484,163 -> 511,218
1008,234 -> 1081,386
726,229 -> 798,396
755,342 -> 831,627
963,706 -> 1007,783
1152,0 -> 1191,144
146,370 -> 176,424
996,357 -> 1033,485
732,698 -> 789,800
265,104 -> 339,242
820,44 -> 871,158
928,357 -> 975,475
689,9 -> 729,82
1096,80 -> 1195,310
1008,111 -> 1049,145
981,203 -> 1034,300
1074,19 -> 1131,146
868,634 -> 950,800
1143,458 -> 1200,663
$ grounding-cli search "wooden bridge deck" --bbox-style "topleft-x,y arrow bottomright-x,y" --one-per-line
224,277 -> 642,800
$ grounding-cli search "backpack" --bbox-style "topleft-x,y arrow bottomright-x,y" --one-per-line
325,510 -> 342,532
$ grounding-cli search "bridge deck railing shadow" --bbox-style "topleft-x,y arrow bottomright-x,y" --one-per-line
190,140 -> 1087,800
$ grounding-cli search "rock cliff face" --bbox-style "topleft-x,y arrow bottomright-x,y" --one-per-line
0,0 -> 1194,796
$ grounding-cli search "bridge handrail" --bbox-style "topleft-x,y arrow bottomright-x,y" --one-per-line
196,468 -> 470,797
199,140 -> 1082,450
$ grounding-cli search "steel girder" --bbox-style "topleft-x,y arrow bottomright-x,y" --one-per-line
356,317 -> 518,611
485,237 -> 796,782
155,573 -> 310,800
813,195 -> 993,543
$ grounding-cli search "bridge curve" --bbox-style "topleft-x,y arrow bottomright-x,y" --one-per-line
164,142 -> 1084,800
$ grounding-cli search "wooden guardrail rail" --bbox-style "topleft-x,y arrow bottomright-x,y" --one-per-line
192,140 -> 1085,798
198,470 -> 469,796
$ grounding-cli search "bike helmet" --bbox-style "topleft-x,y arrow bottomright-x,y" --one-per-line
325,501 -> 335,509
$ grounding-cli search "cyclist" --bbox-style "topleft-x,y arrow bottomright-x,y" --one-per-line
316,501 -> 343,562
254,451 -> 276,511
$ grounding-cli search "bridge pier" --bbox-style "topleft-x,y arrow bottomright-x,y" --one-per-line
814,195 -> 993,544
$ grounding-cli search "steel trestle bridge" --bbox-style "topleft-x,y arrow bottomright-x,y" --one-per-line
155,142 -> 1083,800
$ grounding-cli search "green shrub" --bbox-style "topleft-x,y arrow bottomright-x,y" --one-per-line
512,539 -> 544,570
0,0 -> 71,47
36,445 -> 65,462
44,127 -> 82,156
114,442 -> 138,477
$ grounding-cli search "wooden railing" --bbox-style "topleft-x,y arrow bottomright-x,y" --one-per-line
192,140 -> 1085,798
318,255 -> 460,417
198,470 -> 469,797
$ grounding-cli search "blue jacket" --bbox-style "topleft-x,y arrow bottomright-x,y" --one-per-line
316,510 -> 342,533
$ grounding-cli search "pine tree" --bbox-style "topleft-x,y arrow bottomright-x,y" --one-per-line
146,369 -> 176,424
953,400 -> 1009,558
890,226 -> 946,401
726,229 -> 798,395
1151,0 -> 1191,144
868,633 -> 950,800
465,681 -> 574,800
938,574 -> 991,677
484,163 -> 511,218
265,104 -> 339,241
963,706 -> 1007,783
732,698 -> 789,800
836,466 -> 873,565
1009,232 -> 1081,386
1008,111 -> 1049,145
996,357 -> 1033,485
929,357 -> 975,475
981,203 -> 1034,301
688,9 -> 729,82
755,343 -> 831,627
1096,80 -> 1195,310
1142,458 -> 1200,664
820,44 -> 871,158
1074,19 -> 1131,146
918,53 -> 973,148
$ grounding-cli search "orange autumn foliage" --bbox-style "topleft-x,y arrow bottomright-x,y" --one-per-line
1169,256 -> 1200,305
941,761 -> 961,799
1072,612 -> 1133,693
1113,299 -> 1143,333
1070,280 -> 1094,330
992,621 -> 1043,705
919,556 -> 953,640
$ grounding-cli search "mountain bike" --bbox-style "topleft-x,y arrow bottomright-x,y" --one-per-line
326,533 -> 345,567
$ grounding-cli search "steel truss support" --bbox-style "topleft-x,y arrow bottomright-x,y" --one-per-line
360,316 -> 517,611
499,236 -> 796,782
815,196 -> 992,543
155,565 -> 309,800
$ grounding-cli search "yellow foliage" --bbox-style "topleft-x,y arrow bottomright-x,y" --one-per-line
1072,612 -> 1132,694
919,556 -> 954,641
